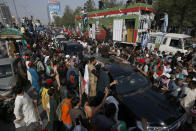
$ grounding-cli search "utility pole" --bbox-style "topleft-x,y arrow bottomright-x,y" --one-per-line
47,4 -> 51,25
12,0 -> 20,25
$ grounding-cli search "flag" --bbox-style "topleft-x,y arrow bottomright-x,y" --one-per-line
79,71 -> 86,101
65,28 -> 68,33
79,71 -> 82,100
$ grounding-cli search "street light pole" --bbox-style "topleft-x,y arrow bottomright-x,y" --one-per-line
12,0 -> 20,25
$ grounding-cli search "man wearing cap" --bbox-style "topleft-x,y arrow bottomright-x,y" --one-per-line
180,81 -> 196,124
65,55 -> 71,67
170,78 -> 184,97
157,73 -> 172,91
41,79 -> 53,120
35,57 -> 45,73
175,67 -> 184,80
25,55 -> 32,84
70,56 -> 77,68
28,62 -> 40,92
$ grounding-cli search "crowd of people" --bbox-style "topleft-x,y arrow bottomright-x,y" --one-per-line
2,16 -> 195,131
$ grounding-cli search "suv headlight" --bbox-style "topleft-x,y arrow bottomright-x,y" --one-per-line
136,120 -> 167,131
147,126 -> 167,131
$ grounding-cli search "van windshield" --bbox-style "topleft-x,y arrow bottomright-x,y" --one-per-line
184,38 -> 192,50
169,39 -> 182,49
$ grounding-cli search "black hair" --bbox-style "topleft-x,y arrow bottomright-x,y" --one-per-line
190,81 -> 196,88
46,60 -> 50,66
14,86 -> 24,95
70,71 -> 76,76
48,88 -> 55,96
67,90 -> 75,99
39,70 -> 45,75
105,103 -> 116,119
71,97 -> 80,107
187,75 -> 193,80
88,97 -> 98,107
90,57 -> 96,63
53,60 -> 58,65
176,78 -> 183,83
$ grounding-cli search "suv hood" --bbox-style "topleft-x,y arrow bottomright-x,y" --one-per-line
121,88 -> 185,125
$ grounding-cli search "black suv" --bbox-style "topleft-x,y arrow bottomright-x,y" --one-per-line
106,63 -> 186,131
62,41 -> 83,56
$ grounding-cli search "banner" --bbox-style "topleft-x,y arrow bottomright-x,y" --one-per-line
48,1 -> 61,23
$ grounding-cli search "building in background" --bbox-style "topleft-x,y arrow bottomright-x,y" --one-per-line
75,3 -> 154,44
0,3 -> 12,26
47,1 -> 61,24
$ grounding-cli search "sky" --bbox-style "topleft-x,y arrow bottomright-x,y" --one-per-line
6,0 -> 126,25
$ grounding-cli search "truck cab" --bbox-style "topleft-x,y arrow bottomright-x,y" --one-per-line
0,58 -> 15,101
159,33 -> 192,54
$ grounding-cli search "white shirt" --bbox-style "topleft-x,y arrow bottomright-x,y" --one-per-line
164,66 -> 172,74
181,88 -> 196,111
84,64 -> 89,95
26,61 -> 32,84
44,56 -> 50,65
117,49 -> 121,57
144,65 -> 149,73
14,92 -> 38,126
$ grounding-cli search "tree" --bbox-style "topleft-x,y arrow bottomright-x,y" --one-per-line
153,0 -> 196,33
74,6 -> 83,15
54,5 -> 75,27
61,6 -> 75,26
104,0 -> 123,8
54,16 -> 61,26
84,0 -> 97,12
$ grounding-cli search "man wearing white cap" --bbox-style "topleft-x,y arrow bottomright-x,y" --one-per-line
70,56 -> 77,68
65,55 -> 70,59
157,73 -> 172,91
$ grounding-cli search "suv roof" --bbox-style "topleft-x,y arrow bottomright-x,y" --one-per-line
165,33 -> 191,39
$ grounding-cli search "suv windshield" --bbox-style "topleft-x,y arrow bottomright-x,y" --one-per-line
116,72 -> 149,94
0,64 -> 12,78
184,38 -> 192,50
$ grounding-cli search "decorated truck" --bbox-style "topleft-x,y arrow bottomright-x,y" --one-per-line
75,3 -> 154,44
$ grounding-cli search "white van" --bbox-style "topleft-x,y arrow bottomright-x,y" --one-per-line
159,33 -> 192,54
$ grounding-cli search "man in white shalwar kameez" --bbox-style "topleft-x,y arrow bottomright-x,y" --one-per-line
26,60 -> 32,84
84,61 -> 90,95
14,87 -> 38,130
180,81 -> 196,123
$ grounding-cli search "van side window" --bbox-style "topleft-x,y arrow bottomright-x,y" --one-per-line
163,38 -> 167,45
169,39 -> 182,49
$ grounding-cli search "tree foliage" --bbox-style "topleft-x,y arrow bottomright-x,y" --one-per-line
54,0 -> 124,27
153,0 -> 196,32
84,0 -> 97,12
54,5 -> 81,27
104,0 -> 123,8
